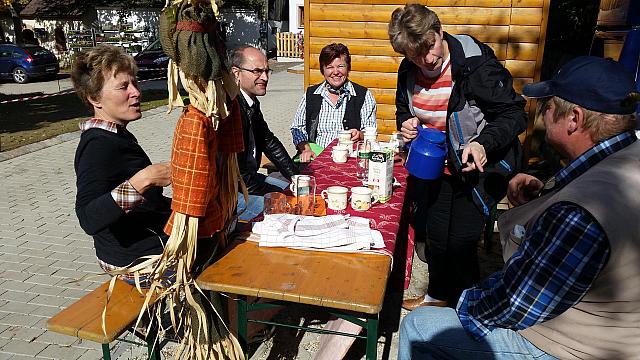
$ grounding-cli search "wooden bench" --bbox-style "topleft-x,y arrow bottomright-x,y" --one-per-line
47,278 -> 160,360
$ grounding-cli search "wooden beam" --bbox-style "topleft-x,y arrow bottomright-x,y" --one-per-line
310,0 -> 513,6
505,60 -> 536,77
508,25 -> 541,43
309,21 -> 513,43
310,4 -> 513,25
506,42 -> 539,60
310,54 -> 403,73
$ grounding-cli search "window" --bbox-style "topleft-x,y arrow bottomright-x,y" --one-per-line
0,48 -> 11,58
298,6 -> 304,29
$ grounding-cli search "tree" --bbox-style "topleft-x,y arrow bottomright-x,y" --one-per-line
0,0 -> 31,44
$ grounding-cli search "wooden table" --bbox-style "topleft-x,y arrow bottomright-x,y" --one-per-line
197,140 -> 413,359
197,240 -> 390,358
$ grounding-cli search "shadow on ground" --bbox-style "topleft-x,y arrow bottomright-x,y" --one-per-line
0,89 -> 182,152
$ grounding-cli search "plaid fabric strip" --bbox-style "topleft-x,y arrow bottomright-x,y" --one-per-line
169,105 -> 216,217
79,118 -> 119,133
97,258 -> 152,287
98,258 -> 176,288
291,81 -> 377,149
165,105 -> 242,237
111,180 -> 144,213
455,133 -> 637,340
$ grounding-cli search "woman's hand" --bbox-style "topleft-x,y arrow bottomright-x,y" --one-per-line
507,173 -> 543,206
461,142 -> 487,173
300,149 -> 316,163
129,162 -> 172,194
349,128 -> 362,141
400,117 -> 419,143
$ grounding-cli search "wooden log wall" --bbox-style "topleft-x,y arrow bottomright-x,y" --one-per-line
304,0 -> 551,138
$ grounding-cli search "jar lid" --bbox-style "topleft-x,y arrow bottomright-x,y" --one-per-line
422,128 -> 446,144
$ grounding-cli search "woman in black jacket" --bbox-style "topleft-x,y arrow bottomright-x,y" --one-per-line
72,45 -> 172,283
389,4 -> 527,308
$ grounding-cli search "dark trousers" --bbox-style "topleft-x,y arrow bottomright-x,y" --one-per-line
412,175 -> 485,306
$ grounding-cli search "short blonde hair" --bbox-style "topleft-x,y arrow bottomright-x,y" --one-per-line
538,96 -> 637,143
71,45 -> 137,108
388,4 -> 441,58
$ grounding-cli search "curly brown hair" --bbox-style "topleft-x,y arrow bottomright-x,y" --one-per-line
388,4 -> 441,58
71,45 -> 137,108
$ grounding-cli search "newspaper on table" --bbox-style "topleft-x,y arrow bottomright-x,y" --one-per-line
252,214 -> 385,251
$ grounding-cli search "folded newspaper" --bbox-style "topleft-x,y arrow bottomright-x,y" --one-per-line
252,214 -> 385,250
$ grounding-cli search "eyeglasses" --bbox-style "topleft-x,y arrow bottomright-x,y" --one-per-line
236,66 -> 273,76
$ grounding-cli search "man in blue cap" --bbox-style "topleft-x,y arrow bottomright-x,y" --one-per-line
398,56 -> 640,360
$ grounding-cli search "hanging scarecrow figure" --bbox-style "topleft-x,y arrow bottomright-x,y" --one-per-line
104,0 -> 247,358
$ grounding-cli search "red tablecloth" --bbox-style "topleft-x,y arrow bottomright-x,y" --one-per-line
302,139 -> 415,289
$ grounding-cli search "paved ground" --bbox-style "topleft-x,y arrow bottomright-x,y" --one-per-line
0,66 -> 500,359
0,68 -> 411,360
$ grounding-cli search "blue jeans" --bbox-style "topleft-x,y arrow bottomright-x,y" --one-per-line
237,174 -> 289,221
399,307 -> 558,360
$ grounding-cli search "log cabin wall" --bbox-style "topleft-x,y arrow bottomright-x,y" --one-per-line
303,0 -> 551,140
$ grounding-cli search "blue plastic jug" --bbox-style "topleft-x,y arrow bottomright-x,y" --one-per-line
405,127 -> 447,179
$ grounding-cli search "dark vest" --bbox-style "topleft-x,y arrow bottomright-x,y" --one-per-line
305,81 -> 367,143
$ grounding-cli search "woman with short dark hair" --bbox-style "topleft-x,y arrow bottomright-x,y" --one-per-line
290,43 -> 377,162
71,45 -> 171,284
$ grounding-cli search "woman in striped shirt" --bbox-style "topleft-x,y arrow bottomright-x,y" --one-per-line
389,4 -> 528,309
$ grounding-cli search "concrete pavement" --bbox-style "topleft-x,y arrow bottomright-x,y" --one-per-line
0,69 -> 423,359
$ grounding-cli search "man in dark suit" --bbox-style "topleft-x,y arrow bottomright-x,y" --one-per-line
231,45 -> 298,221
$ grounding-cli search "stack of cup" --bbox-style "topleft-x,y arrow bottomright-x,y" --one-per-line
338,129 -> 354,156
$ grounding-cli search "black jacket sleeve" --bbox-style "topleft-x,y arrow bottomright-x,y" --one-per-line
466,58 -> 528,154
75,136 -> 126,235
254,111 -> 299,180
395,59 -> 414,130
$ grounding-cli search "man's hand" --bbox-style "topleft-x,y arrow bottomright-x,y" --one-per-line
461,142 -> 487,173
349,128 -> 362,141
400,117 -> 419,143
507,173 -> 544,206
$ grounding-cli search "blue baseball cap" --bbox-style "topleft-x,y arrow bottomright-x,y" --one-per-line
522,56 -> 638,115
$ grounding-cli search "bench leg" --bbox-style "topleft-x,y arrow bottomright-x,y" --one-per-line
365,316 -> 378,360
147,324 -> 160,360
102,343 -> 111,360
237,296 -> 248,359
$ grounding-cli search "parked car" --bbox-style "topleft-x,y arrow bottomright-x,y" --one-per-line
0,44 -> 59,84
134,39 -> 169,78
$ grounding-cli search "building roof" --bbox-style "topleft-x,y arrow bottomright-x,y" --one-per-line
20,0 -> 86,20
20,0 -> 164,20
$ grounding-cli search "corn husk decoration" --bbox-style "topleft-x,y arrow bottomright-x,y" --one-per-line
101,0 -> 246,358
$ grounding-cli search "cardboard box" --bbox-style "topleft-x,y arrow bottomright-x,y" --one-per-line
367,149 -> 394,203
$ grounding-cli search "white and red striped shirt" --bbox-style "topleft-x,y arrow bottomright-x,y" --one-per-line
411,56 -> 452,132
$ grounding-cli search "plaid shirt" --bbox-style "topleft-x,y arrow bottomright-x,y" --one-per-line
290,80 -> 377,149
79,118 -> 144,212
164,102 -> 244,237
457,131 -> 637,340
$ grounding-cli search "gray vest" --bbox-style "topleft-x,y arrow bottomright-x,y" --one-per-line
498,140 -> 640,359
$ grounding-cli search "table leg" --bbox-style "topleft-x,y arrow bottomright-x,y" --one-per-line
237,296 -> 248,359
366,315 -> 378,360
102,343 -> 111,360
